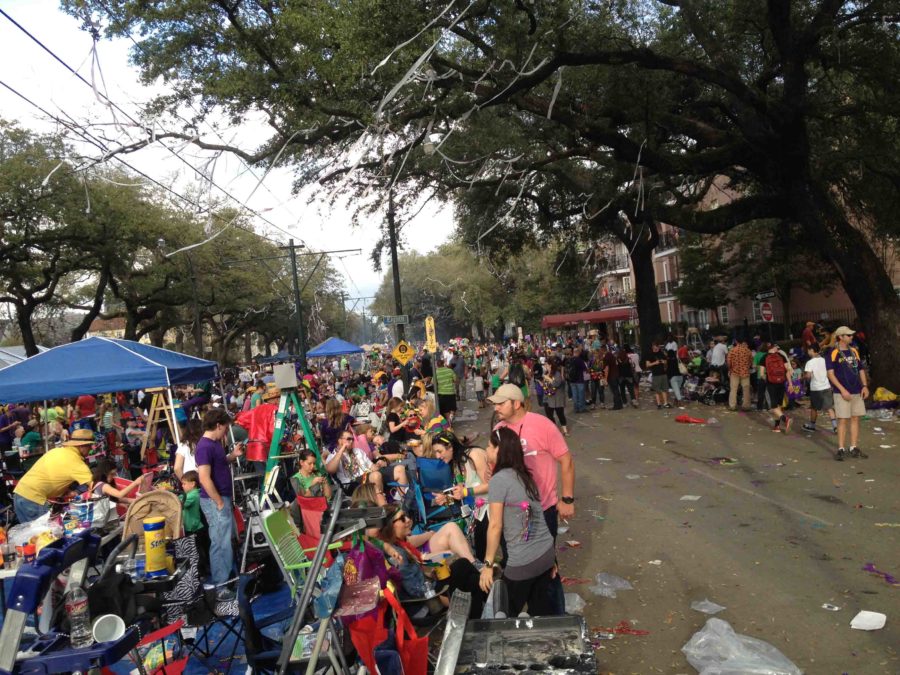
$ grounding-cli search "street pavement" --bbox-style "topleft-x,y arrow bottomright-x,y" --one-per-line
453,390 -> 899,675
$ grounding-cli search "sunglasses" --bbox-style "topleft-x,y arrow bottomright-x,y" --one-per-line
392,510 -> 411,523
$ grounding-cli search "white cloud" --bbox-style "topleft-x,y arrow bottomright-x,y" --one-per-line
0,0 -> 454,300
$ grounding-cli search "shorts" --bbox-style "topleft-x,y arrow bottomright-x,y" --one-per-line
764,383 -> 786,410
834,393 -> 866,419
809,388 -> 834,412
475,391 -> 485,401
651,374 -> 669,393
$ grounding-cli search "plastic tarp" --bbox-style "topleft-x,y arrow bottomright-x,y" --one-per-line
306,337 -> 364,358
0,337 -> 219,403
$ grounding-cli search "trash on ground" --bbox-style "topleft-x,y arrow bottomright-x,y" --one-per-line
589,573 -> 634,598
593,620 -> 649,636
706,417 -> 719,425
592,630 -> 615,641
691,599 -> 726,615
864,479 -> 875,482
821,603 -> 841,611
561,576 -> 591,586
874,522 -> 900,527
850,610 -> 886,631
647,559 -> 662,566
557,524 -> 570,534
680,495 -> 703,501
564,540 -> 581,548
879,444 -> 894,448
564,593 -> 586,615
682,617 -> 802,675
862,562 -> 899,586
709,457 -> 738,465
596,457 -> 612,461
663,439 -> 676,444
676,414 -> 708,424
626,474 -> 641,480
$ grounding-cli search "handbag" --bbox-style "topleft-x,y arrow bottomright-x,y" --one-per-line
678,361 -> 689,376
384,587 -> 429,675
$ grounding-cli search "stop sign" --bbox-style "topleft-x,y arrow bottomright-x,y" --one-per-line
760,301 -> 774,322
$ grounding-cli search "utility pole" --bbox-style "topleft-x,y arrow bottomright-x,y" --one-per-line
387,188 -> 404,342
287,239 -> 307,365
223,245 -> 362,369
339,291 -> 347,339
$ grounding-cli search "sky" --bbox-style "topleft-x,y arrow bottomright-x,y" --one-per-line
0,0 -> 454,306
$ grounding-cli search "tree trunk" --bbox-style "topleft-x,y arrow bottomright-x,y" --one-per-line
175,330 -> 184,353
70,268 -> 110,343
123,313 -> 138,341
16,302 -> 39,356
244,332 -> 252,363
150,326 -> 166,347
630,241 -> 663,356
793,180 -> 900,390
778,283 -> 793,340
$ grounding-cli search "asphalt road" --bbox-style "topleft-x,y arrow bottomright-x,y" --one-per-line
453,390 -> 899,675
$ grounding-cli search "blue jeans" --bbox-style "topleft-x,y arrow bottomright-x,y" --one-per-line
669,375 -> 685,402
200,496 -> 235,586
570,383 -> 587,412
14,494 -> 49,523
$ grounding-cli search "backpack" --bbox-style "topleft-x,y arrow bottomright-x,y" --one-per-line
764,353 -> 787,384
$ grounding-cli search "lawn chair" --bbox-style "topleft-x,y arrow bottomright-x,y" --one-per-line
262,508 -> 323,598
122,490 -> 183,545
410,457 -> 461,531
159,534 -> 243,666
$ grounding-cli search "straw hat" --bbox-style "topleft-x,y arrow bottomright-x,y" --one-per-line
63,428 -> 95,447
263,383 -> 282,401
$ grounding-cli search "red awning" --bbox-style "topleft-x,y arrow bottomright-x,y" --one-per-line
541,307 -> 634,329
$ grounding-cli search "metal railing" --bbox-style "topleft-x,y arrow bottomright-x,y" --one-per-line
655,230 -> 679,252
595,254 -> 630,273
597,290 -> 635,308
656,279 -> 679,296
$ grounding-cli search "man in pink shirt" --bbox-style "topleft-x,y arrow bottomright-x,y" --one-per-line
489,384 -> 576,536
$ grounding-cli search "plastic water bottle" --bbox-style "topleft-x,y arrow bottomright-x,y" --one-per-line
65,584 -> 93,648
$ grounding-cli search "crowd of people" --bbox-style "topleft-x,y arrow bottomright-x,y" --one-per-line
0,322 -> 875,621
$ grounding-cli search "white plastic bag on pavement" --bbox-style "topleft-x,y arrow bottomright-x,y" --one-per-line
682,618 -> 802,675
564,593 -> 586,614
588,573 -> 633,598
691,599 -> 727,615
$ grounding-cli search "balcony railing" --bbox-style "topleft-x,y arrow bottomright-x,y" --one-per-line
595,254 -> 630,273
655,230 -> 680,252
656,279 -> 679,296
597,290 -> 635,308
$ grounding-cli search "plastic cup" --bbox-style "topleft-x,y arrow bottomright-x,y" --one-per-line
92,614 -> 126,643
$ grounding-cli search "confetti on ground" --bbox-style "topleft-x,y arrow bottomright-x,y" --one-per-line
874,523 -> 900,527
592,620 -> 650,636
863,562 -> 899,586
680,495 -> 702,501
561,576 -> 591,586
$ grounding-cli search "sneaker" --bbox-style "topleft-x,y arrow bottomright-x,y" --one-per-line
657,404 -> 662,410
849,446 -> 868,459
632,400 -> 639,408
835,447 -> 846,461
802,423 -> 816,432
664,403 -> 672,409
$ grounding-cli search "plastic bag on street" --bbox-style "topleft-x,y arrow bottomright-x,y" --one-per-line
691,599 -> 726,615
682,618 -> 802,675
589,573 -> 633,598
564,593 -> 586,614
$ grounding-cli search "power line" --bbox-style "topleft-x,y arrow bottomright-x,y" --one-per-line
0,78 -> 279,245
0,6 -> 302,245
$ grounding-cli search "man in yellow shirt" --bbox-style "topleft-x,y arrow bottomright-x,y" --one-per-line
14,428 -> 94,523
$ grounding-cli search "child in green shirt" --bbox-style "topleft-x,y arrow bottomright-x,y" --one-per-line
490,368 -> 501,395
180,471 -> 204,534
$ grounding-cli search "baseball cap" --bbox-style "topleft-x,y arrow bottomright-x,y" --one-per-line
487,383 -> 525,404
833,326 -> 855,337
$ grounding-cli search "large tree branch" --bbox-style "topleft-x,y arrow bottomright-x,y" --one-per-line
658,193 -> 789,234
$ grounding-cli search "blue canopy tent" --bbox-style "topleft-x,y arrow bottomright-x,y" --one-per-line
0,336 -> 219,403
306,337 -> 364,358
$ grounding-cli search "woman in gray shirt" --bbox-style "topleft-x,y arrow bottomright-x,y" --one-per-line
479,427 -> 560,616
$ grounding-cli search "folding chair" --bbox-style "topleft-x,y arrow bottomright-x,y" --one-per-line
411,457 -> 461,531
262,508 -> 316,598
159,534 -> 243,666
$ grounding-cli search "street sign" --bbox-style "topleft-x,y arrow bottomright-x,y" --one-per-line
425,315 -> 438,353
760,302 -> 774,323
392,340 -> 414,366
382,315 -> 409,326
755,290 -> 776,301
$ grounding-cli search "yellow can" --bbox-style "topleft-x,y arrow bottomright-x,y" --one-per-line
143,517 -> 168,578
